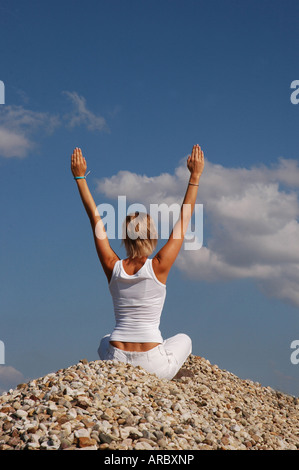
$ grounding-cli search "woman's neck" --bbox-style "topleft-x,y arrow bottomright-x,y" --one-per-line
123,256 -> 148,274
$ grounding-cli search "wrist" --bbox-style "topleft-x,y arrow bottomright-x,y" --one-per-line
73,170 -> 91,181
75,177 -> 87,183
189,174 -> 201,185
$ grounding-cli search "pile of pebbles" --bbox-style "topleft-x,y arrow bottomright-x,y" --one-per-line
0,355 -> 298,450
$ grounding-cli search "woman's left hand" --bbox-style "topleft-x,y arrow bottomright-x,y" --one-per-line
187,144 -> 204,177
71,147 -> 87,177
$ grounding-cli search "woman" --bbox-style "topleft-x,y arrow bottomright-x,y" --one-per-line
71,144 -> 204,380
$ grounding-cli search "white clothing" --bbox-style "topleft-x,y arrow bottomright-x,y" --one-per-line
109,259 -> 166,343
98,258 -> 192,380
98,333 -> 192,380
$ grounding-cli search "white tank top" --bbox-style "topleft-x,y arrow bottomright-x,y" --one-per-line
109,258 -> 166,342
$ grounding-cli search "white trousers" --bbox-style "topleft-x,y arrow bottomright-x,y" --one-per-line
98,333 -> 192,380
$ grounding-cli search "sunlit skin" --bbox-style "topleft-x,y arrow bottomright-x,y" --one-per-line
71,145 -> 204,352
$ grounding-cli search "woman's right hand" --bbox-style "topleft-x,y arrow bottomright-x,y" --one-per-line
187,144 -> 204,177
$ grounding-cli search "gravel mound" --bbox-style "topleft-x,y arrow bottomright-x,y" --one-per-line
0,355 -> 298,450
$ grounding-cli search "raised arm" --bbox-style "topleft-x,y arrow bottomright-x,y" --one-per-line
71,148 -> 119,282
153,144 -> 204,284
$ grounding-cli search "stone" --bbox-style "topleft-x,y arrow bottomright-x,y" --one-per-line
230,424 -> 241,433
15,409 -> 28,419
98,432 -> 113,444
78,437 -> 97,448
0,355 -> 298,451
134,441 -> 154,450
74,428 -> 90,438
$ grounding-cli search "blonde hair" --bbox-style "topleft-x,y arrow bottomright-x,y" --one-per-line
122,212 -> 158,258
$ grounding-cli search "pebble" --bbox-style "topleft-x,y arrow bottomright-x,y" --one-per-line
0,355 -> 298,450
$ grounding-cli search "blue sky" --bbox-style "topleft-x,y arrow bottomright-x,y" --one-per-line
1,0 -> 299,395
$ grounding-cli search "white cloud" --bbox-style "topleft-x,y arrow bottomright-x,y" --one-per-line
0,91 -> 110,158
62,91 -> 110,132
0,104 -> 60,158
0,127 -> 33,158
0,366 -> 25,395
95,156 -> 299,307
0,105 -> 60,133
96,167 -> 187,206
